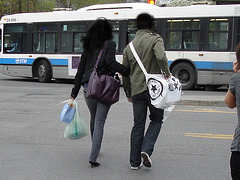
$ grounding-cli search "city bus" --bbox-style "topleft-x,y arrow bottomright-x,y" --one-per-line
0,3 -> 239,89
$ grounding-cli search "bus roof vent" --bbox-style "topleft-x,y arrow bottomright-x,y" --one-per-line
53,8 -> 72,11
77,3 -> 158,12
192,1 -> 210,5
84,7 -> 133,11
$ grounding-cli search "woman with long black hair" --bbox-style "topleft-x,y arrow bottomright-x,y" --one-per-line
70,18 -> 129,167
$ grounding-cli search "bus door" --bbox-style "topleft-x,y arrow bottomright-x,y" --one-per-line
68,56 -> 81,77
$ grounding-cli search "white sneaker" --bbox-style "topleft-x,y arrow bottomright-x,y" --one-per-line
141,152 -> 152,168
131,162 -> 143,170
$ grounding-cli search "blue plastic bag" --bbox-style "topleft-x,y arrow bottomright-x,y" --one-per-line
60,101 -> 76,124
64,100 -> 88,140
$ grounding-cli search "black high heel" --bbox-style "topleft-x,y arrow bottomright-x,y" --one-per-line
89,161 -> 100,167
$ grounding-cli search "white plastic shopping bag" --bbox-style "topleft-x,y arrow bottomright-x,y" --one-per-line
64,100 -> 88,140
163,105 -> 175,122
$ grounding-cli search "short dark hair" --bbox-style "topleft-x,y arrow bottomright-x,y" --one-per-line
136,13 -> 155,30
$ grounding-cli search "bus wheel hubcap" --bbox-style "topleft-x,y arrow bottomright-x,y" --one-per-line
39,65 -> 45,78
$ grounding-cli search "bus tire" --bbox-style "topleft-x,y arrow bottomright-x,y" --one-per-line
37,60 -> 52,83
171,62 -> 196,90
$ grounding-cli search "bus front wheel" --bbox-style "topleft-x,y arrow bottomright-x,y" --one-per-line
171,62 -> 196,90
37,60 -> 52,83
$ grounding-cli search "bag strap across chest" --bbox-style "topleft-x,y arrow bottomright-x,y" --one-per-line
129,41 -> 148,76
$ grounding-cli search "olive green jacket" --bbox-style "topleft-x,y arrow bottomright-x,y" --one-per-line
122,29 -> 171,98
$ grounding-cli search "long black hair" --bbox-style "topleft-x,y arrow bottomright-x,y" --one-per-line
81,18 -> 113,53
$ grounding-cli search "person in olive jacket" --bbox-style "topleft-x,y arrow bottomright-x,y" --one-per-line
71,19 -> 130,168
122,13 -> 171,170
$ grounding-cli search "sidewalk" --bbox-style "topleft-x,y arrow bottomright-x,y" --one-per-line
177,88 -> 227,107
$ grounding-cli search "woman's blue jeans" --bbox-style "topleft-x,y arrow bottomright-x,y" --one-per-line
130,90 -> 164,167
83,84 -> 111,162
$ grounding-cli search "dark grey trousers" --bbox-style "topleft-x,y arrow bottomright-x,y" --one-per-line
83,85 -> 111,162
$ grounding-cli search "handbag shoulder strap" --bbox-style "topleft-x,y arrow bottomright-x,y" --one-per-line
129,41 -> 148,76
94,41 -> 108,68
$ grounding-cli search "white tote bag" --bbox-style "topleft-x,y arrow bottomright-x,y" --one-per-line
129,42 -> 182,109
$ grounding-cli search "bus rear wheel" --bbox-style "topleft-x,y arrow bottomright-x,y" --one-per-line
37,60 -> 52,83
171,62 -> 196,90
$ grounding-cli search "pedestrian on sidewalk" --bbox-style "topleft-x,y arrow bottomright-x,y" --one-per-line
122,13 -> 171,170
70,18 -> 130,168
225,42 -> 240,179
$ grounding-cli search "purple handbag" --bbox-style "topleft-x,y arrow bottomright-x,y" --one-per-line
86,45 -> 120,105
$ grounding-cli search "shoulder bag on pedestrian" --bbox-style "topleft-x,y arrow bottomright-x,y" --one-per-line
86,42 -> 120,105
129,41 -> 182,109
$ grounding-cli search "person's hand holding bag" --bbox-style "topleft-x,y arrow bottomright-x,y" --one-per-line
60,99 -> 76,124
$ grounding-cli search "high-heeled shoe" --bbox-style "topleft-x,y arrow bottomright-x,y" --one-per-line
89,161 -> 100,167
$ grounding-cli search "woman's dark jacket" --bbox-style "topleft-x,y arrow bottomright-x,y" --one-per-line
71,40 -> 130,99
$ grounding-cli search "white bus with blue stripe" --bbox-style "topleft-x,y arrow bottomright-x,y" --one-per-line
0,3 -> 238,89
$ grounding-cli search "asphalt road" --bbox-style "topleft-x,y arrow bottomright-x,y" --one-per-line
0,74 -> 237,180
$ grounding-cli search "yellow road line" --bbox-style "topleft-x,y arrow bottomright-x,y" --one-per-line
185,133 -> 233,140
175,109 -> 236,114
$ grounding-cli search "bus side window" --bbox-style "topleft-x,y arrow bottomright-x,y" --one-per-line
183,41 -> 198,49
237,19 -> 240,45
208,19 -> 229,51
110,21 -> 120,53
166,31 -> 182,49
112,32 -> 119,52
61,23 -> 86,53
46,33 -> 56,53
73,33 -> 85,53
0,29 -> 1,52
3,25 -> 27,53
165,19 -> 200,50
32,23 -> 57,53
127,20 -> 137,44
33,42 -> 40,52
4,34 -> 22,53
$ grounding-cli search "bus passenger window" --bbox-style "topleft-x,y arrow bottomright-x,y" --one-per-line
4,25 -> 26,53
127,20 -> 137,44
183,31 -> 199,50
73,33 -> 85,52
237,19 -> 240,45
0,29 -> 1,52
166,19 -> 200,50
208,19 -> 229,50
32,23 -> 57,53
60,23 -> 87,53
166,31 -> 182,49
112,32 -> 119,52
46,34 -> 56,53
33,34 -> 45,53
110,21 -> 120,53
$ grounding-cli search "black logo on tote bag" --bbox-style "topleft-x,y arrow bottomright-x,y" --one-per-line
147,78 -> 164,100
